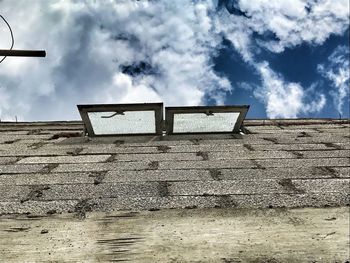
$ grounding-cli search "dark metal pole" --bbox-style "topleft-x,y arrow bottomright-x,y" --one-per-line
0,49 -> 46,57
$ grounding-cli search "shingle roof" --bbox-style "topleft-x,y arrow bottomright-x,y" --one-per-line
0,119 -> 349,216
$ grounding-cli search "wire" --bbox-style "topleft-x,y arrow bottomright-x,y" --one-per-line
0,14 -> 15,64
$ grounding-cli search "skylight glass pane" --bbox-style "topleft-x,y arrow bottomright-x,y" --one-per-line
173,112 -> 239,133
88,111 -> 156,135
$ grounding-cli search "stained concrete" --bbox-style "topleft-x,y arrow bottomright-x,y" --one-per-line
0,207 -> 348,263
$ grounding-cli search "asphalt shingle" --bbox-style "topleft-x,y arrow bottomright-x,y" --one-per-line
17,155 -> 111,164
0,119 -> 349,215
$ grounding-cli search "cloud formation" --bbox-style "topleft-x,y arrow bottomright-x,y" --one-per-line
0,0 -> 349,120
238,0 -> 350,53
318,45 -> 350,116
215,0 -> 348,118
0,0 -> 230,120
254,62 -> 326,118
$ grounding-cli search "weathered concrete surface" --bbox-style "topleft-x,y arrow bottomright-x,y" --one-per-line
0,207 -> 348,263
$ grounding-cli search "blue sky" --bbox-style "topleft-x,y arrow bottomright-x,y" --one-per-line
0,0 -> 349,121
215,29 -> 349,118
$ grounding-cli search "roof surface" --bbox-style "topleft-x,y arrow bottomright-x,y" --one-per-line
0,119 -> 349,216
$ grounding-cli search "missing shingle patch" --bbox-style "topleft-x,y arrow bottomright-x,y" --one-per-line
323,142 -> 343,150
89,171 -> 106,185
190,139 -> 201,145
28,141 -> 47,149
251,160 -> 266,169
290,151 -> 304,159
20,185 -> 51,203
315,167 -> 339,178
148,208 -> 160,211
196,151 -> 209,160
4,139 -> 21,144
297,132 -> 311,137
157,145 -> 171,153
40,163 -> 59,173
275,122 -> 285,129
66,148 -> 83,156
148,161 -> 159,170
157,181 -> 169,197
262,137 -> 278,143
46,209 -> 57,215
313,128 -> 324,133
278,179 -> 305,194
105,155 -> 116,162
243,144 -> 255,151
5,157 -> 20,165
27,129 -> 42,135
209,169 -> 222,181
114,140 -> 124,146
49,132 -> 82,140
74,199 -> 95,219
184,205 -> 197,209
217,195 -> 237,208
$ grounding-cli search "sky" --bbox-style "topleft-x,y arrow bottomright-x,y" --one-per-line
0,0 -> 349,121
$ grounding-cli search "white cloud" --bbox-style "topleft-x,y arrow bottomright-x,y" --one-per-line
213,12 -> 254,62
215,0 -> 349,55
0,85 -> 11,120
0,0 -> 230,121
238,0 -> 350,53
104,73 -> 162,104
318,45 -> 350,115
214,0 -> 348,117
237,82 -> 255,91
255,62 -> 326,118
0,0 -> 347,120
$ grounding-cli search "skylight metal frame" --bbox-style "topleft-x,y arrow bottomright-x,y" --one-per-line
77,103 -> 163,137
165,105 -> 249,134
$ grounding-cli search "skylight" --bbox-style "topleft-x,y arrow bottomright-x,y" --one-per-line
78,103 -> 249,136
88,111 -> 155,135
77,103 -> 163,136
172,112 -> 239,133
165,105 -> 249,134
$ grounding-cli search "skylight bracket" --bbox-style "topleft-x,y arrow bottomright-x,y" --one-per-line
101,111 -> 125,118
